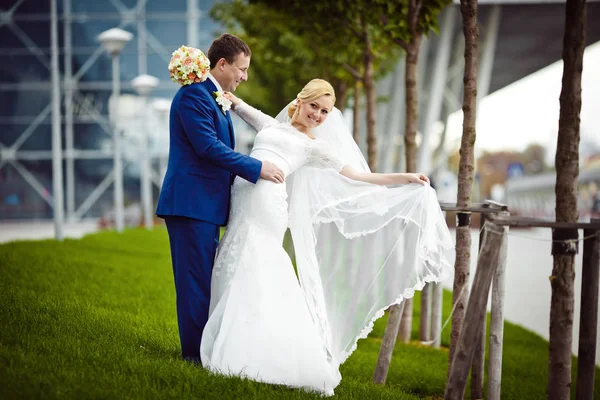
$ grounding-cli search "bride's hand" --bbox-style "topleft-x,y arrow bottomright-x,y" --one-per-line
223,91 -> 241,107
403,173 -> 430,185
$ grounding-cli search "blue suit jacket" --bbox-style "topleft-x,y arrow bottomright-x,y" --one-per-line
156,79 -> 262,226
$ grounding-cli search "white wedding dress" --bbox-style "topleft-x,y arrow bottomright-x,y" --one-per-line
200,102 -> 454,395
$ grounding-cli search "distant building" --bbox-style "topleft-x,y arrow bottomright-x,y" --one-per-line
1,0 -> 220,219
505,161 -> 600,220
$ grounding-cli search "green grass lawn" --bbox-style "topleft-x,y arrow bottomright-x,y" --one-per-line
0,228 -> 598,399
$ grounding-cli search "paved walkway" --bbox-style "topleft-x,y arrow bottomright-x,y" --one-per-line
0,219 -> 100,244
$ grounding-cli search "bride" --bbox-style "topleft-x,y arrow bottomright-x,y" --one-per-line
200,79 -> 453,395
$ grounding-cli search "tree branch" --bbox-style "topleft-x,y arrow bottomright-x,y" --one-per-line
414,0 -> 424,32
391,36 -> 409,51
341,15 -> 365,41
343,63 -> 363,81
380,12 -> 409,51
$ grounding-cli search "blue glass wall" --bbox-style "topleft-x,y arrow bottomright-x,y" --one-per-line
0,0 -> 221,219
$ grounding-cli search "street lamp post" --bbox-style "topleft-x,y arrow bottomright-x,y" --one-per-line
50,0 -> 64,240
131,74 -> 159,230
152,98 -> 171,186
98,28 -> 133,233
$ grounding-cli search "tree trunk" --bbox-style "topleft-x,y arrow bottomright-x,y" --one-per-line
333,79 -> 348,111
403,36 -> 421,174
397,297 -> 413,343
363,18 -> 377,172
353,80 -> 361,144
449,0 -> 479,371
396,36 -> 423,344
548,0 -> 586,398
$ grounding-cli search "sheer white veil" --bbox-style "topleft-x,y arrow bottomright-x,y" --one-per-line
275,102 -> 453,370
275,102 -> 369,172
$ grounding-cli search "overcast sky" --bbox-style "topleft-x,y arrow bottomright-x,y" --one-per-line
446,40 -> 600,163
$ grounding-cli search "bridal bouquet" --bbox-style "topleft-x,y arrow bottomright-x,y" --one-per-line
169,45 -> 210,86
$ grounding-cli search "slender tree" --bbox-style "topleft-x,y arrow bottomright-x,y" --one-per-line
377,0 -> 449,172
397,3 -> 423,336
377,0 -> 450,343
362,15 -> 378,170
353,80 -> 362,143
548,0 -> 586,397
211,0 -> 359,116
252,0 -> 400,172
448,0 -> 478,369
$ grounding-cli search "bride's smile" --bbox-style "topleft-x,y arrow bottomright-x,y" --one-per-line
292,96 -> 335,133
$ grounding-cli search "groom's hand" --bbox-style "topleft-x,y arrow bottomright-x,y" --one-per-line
260,161 -> 285,183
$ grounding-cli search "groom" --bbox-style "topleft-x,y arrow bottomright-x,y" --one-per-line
156,34 -> 284,363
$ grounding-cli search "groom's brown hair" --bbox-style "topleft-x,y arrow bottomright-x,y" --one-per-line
208,33 -> 251,68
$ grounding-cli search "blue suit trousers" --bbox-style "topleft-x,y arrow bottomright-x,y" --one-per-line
164,216 -> 219,362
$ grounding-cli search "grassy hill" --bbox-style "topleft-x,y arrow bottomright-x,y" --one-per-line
0,228 -> 598,399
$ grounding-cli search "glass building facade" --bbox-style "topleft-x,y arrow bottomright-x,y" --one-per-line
0,0 -> 222,220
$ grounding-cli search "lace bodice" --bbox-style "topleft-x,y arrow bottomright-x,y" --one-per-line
234,101 -> 347,176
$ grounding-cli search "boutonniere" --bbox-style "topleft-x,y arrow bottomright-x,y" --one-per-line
213,91 -> 232,115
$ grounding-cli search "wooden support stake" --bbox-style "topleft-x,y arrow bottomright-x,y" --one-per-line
471,206 -> 490,399
575,218 -> 600,400
487,210 -> 509,400
445,220 -> 505,400
373,301 -> 406,384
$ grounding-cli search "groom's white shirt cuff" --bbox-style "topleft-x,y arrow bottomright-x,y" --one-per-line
208,73 -> 223,93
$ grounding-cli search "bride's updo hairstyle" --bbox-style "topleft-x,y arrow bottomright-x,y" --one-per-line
287,79 -> 336,119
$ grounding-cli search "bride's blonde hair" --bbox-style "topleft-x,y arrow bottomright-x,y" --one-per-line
288,79 -> 336,119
